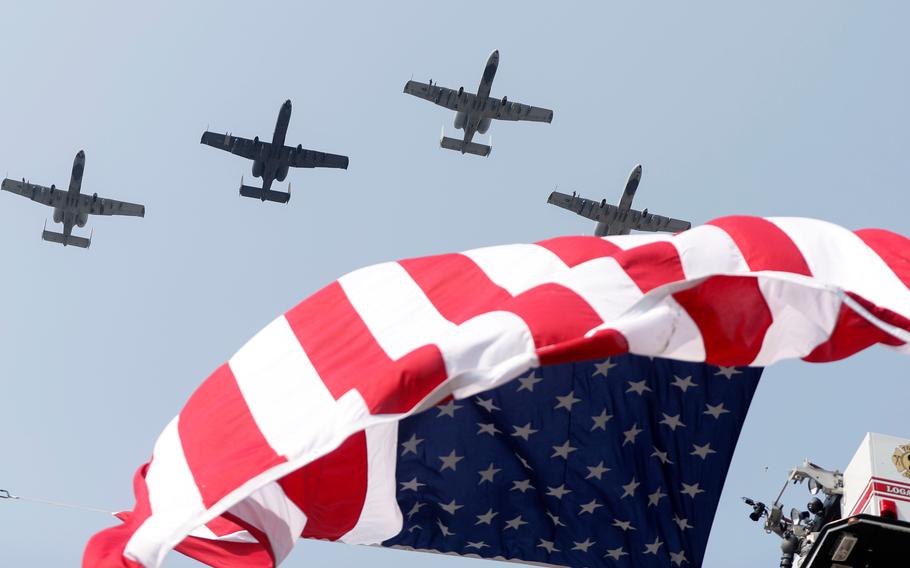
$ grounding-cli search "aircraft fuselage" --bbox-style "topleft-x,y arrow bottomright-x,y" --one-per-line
595,165 -> 643,236
251,99 -> 294,197
52,150 -> 88,244
453,50 -> 499,148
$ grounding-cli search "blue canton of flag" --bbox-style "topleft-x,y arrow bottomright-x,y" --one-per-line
384,355 -> 762,567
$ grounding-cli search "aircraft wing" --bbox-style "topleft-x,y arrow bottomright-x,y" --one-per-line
548,191 -> 690,234
547,191 -> 618,223
200,131 -> 262,161
403,80 -> 474,112
633,212 -> 691,233
284,146 -> 349,170
78,193 -> 145,217
485,98 -> 553,123
1,178 -> 60,207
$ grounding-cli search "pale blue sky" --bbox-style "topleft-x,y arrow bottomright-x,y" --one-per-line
0,2 -> 907,566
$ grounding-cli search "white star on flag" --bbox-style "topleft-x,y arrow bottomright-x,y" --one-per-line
714,366 -> 741,379
400,477 -> 424,491
612,519 -> 635,531
691,442 -> 717,460
621,477 -> 640,498
651,446 -> 674,465
554,391 -> 581,411
504,515 -> 527,530
546,484 -> 572,499
475,508 -> 497,525
648,487 -> 667,507
585,461 -> 610,480
572,538 -> 595,552
474,397 -> 500,413
551,440 -> 577,459
604,547 -> 628,560
477,463 -> 501,484
537,539 -> 559,553
511,422 -> 538,441
439,499 -> 462,514
591,409 -> 612,431
681,482 -> 705,498
593,358 -> 617,377
643,537 -> 663,555
659,413 -> 686,431
579,498 -> 603,515
623,423 -> 643,445
436,400 -> 462,417
626,379 -> 652,395
438,449 -> 463,472
400,433 -> 423,456
671,550 -> 688,565
671,375 -> 697,392
516,373 -> 543,392
704,402 -> 730,418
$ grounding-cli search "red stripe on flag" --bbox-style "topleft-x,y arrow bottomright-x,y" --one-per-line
614,242 -> 686,293
709,216 -> 812,275
537,328 -> 630,366
503,283 -> 604,348
399,253 -> 511,324
278,431 -> 368,540
804,293 -> 905,362
176,513 -> 276,568
83,464 -> 151,568
179,364 -> 287,507
673,276 -> 773,366
206,514 -> 251,538
855,228 -> 910,290
536,236 -> 622,267
287,282 -> 448,414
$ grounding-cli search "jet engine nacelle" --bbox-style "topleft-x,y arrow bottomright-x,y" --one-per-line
53,207 -> 63,223
501,96 -> 508,105
252,160 -> 264,178
76,212 -> 87,227
276,164 -> 289,182
454,111 -> 467,130
477,117 -> 491,134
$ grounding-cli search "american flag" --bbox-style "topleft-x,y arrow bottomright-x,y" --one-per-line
85,217 -> 910,567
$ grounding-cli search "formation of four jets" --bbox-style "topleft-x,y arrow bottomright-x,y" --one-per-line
1,50 -> 688,248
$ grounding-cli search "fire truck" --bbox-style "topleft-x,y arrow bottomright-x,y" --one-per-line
743,433 -> 910,567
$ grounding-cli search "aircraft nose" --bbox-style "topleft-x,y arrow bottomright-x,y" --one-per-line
77,150 -> 85,158
284,99 -> 292,108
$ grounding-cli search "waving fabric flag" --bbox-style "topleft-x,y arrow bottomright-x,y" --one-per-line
85,217 -> 910,567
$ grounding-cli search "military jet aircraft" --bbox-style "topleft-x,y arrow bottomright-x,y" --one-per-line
403,50 -> 553,157
200,99 -> 349,204
1,150 -> 145,248
547,165 -> 691,236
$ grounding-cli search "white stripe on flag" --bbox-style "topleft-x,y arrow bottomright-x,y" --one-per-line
227,482 -> 307,564
338,262 -> 455,360
751,277 -> 842,365
463,244 -> 567,296
125,416 -> 205,566
339,422 -> 402,544
229,315 -> 338,458
771,217 -> 910,316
